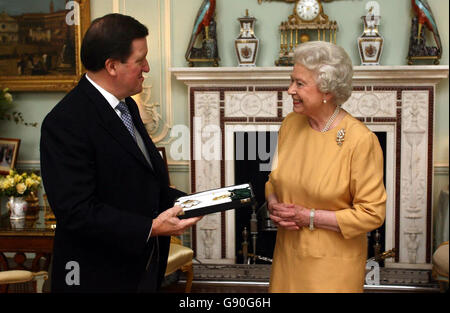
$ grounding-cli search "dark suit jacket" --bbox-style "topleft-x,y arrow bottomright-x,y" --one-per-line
40,75 -> 183,292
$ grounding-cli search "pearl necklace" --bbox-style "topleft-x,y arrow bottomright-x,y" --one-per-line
321,106 -> 340,133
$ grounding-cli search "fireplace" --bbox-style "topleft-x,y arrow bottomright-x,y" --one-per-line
171,66 -> 449,269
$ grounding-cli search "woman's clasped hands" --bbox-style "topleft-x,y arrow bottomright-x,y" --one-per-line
268,200 -> 310,231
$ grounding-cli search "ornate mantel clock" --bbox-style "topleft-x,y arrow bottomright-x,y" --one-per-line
295,0 -> 322,22
274,0 -> 338,66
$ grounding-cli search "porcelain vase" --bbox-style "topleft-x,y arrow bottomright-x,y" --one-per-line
7,196 -> 28,220
357,13 -> 384,65
235,11 -> 259,67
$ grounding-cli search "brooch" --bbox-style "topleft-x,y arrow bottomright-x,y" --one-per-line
336,128 -> 345,146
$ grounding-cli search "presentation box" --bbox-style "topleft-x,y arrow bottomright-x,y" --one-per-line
175,183 -> 255,219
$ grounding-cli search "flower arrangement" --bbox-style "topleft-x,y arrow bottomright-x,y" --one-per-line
0,88 -> 38,127
0,169 -> 42,198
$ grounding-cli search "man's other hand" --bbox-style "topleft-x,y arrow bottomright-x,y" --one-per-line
151,205 -> 202,236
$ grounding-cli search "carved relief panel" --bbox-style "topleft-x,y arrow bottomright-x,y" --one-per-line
192,91 -> 222,260
400,90 -> 430,265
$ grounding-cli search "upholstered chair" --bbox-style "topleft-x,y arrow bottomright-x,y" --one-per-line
432,241 -> 449,293
0,270 -> 48,293
165,236 -> 194,292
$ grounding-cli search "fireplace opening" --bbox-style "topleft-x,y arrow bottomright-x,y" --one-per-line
233,130 -> 387,265
234,131 -> 278,264
369,131 -> 387,264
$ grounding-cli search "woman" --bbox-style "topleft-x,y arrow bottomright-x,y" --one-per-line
266,41 -> 386,293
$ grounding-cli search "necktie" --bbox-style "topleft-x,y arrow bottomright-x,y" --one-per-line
117,101 -> 155,171
116,101 -> 137,141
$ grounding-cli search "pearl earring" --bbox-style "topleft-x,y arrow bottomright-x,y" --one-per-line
322,99 -> 327,104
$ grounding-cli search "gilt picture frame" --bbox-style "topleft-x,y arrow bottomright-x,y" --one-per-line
0,138 -> 21,175
0,0 -> 90,91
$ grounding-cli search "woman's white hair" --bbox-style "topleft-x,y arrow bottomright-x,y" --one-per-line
293,41 -> 353,106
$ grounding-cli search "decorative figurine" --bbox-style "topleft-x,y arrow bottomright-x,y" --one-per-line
235,10 -> 259,67
357,3 -> 384,65
407,0 -> 442,65
185,0 -> 220,67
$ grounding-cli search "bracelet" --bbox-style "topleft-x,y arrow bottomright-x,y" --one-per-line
309,208 -> 315,231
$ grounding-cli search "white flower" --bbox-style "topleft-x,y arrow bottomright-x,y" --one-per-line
4,92 -> 12,103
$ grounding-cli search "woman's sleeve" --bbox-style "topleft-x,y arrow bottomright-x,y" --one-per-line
265,115 -> 288,199
335,131 -> 387,239
265,173 -> 276,198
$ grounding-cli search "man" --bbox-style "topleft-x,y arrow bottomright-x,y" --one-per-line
40,13 -> 201,292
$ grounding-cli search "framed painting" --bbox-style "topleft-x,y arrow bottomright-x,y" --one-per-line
0,138 -> 20,175
0,0 -> 90,91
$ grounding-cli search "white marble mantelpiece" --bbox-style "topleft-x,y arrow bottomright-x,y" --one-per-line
171,66 -> 449,85
171,65 -> 449,268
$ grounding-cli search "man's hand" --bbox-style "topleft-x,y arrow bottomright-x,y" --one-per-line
151,205 -> 202,237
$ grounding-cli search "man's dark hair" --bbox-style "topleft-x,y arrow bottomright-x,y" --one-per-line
81,13 -> 148,72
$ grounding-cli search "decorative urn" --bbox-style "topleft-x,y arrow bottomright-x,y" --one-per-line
235,10 -> 259,67
357,6 -> 384,65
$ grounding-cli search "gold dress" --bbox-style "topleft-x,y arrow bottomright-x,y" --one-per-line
266,111 -> 386,293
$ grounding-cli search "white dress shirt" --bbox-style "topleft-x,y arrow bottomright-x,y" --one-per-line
85,73 -> 126,117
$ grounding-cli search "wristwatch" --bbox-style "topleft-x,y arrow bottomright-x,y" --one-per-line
309,208 -> 316,231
